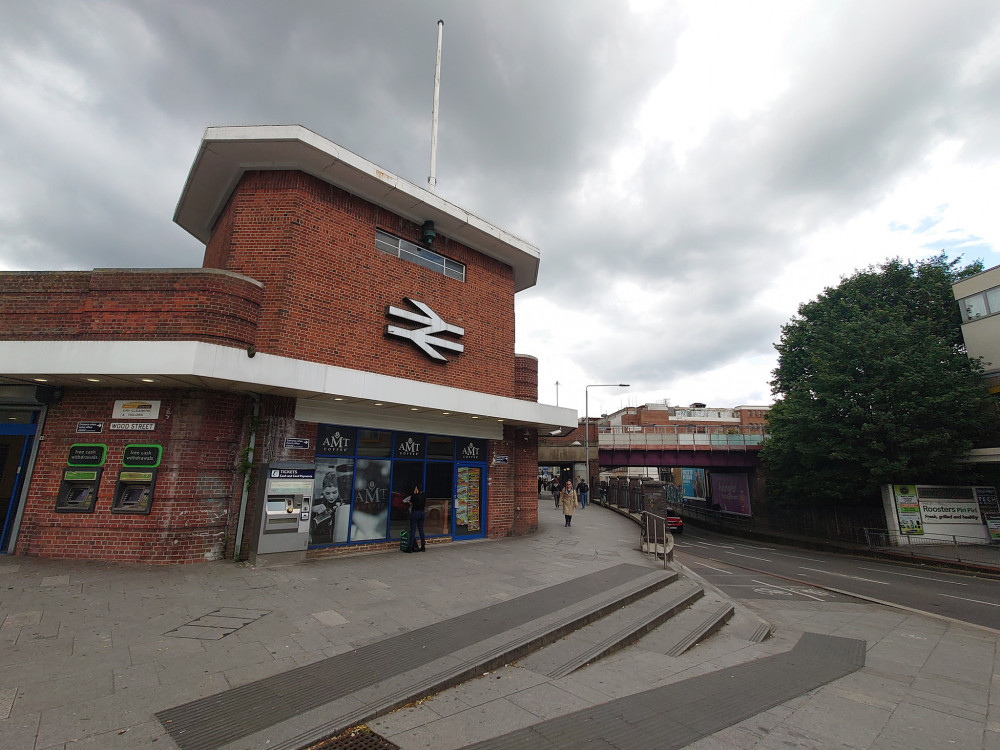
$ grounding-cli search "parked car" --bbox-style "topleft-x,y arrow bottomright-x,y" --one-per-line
665,510 -> 683,535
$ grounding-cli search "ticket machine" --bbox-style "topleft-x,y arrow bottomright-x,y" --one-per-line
249,463 -> 313,566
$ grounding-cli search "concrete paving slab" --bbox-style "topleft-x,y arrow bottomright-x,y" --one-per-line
10,666 -> 114,715
500,676 -> 597,720
396,697 -> 542,750
0,500 -> 997,750
876,700 -> 986,750
0,710 -> 40,750
777,690 -> 892,748
0,685 -> 15,718
368,700 -> 451,735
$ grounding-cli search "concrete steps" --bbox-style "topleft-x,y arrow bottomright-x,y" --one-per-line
520,579 -> 706,678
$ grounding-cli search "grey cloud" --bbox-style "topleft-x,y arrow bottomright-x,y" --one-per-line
3,1 -> 1000,406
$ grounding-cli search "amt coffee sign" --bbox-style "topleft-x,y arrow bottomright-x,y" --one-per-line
459,438 -> 487,462
394,433 -> 425,459
317,425 -> 357,457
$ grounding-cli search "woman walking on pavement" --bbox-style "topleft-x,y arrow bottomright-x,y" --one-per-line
559,480 -> 578,527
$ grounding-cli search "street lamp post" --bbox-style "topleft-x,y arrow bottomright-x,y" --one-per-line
584,383 -> 629,491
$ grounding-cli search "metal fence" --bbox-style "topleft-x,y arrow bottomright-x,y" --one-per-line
863,528 -> 1000,566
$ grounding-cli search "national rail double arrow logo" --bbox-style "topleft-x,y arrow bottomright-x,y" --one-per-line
385,298 -> 465,361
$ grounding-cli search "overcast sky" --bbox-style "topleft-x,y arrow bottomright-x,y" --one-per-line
3,1 -> 1000,417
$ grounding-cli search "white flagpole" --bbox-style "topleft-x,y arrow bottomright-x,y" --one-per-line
428,19 -> 444,190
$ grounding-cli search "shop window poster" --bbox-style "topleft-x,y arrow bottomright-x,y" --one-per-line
311,459 -> 354,544
351,459 -> 390,540
466,467 -> 481,531
456,466 -> 469,525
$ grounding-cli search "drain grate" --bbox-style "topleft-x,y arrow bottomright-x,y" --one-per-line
304,726 -> 399,750
164,607 -> 270,640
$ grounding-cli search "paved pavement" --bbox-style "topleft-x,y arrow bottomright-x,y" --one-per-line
1,497 -> 998,749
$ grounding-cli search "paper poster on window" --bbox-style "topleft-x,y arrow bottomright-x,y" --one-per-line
893,485 -> 923,535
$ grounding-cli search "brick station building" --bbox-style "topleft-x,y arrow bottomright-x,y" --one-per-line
0,125 -> 575,564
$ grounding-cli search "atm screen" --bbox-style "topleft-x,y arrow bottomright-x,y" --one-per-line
66,487 -> 93,507
267,496 -> 294,513
118,486 -> 149,509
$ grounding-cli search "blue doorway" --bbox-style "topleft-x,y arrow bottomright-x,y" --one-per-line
0,414 -> 38,553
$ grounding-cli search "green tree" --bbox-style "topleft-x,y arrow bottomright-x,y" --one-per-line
762,253 -> 998,509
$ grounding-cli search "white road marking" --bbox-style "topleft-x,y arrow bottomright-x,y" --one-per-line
750,579 -> 827,601
767,551 -> 824,561
799,567 -> 889,585
723,551 -> 772,562
691,562 -> 732,575
940,594 -> 1000,608
858,567 -> 967,585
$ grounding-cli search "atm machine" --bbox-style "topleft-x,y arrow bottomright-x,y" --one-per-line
249,462 -> 313,566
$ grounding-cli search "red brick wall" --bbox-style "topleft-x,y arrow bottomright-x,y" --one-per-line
512,427 -> 539,535
512,355 -> 539,533
16,388 -> 250,563
0,269 -> 262,349
486,428 -> 515,538
203,171 -> 516,397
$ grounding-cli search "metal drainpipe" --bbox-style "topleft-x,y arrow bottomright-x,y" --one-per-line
233,393 -> 260,561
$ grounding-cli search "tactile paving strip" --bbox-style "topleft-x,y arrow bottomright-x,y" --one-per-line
157,563 -> 656,750
465,632 -> 867,750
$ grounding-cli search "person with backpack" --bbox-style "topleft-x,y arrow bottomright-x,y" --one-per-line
404,484 -> 427,552
577,478 -> 589,508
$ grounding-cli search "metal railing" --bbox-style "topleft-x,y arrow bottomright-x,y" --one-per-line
640,511 -> 672,569
597,425 -> 767,451
863,527 -> 1000,565
675,503 -> 754,530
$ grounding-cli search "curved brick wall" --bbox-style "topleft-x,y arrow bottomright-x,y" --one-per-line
514,354 -> 538,402
0,269 -> 262,350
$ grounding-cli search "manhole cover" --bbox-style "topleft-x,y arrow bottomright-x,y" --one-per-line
164,607 -> 270,640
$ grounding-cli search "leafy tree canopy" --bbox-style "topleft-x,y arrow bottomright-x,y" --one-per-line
762,253 -> 998,509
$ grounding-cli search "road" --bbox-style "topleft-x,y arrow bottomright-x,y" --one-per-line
672,525 -> 1000,631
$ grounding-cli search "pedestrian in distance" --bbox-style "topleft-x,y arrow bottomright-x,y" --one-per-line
559,480 -> 578,527
577,478 -> 589,508
403,484 -> 427,552
552,478 -> 561,508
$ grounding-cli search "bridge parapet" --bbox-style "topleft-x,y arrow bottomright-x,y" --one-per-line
598,425 -> 766,451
